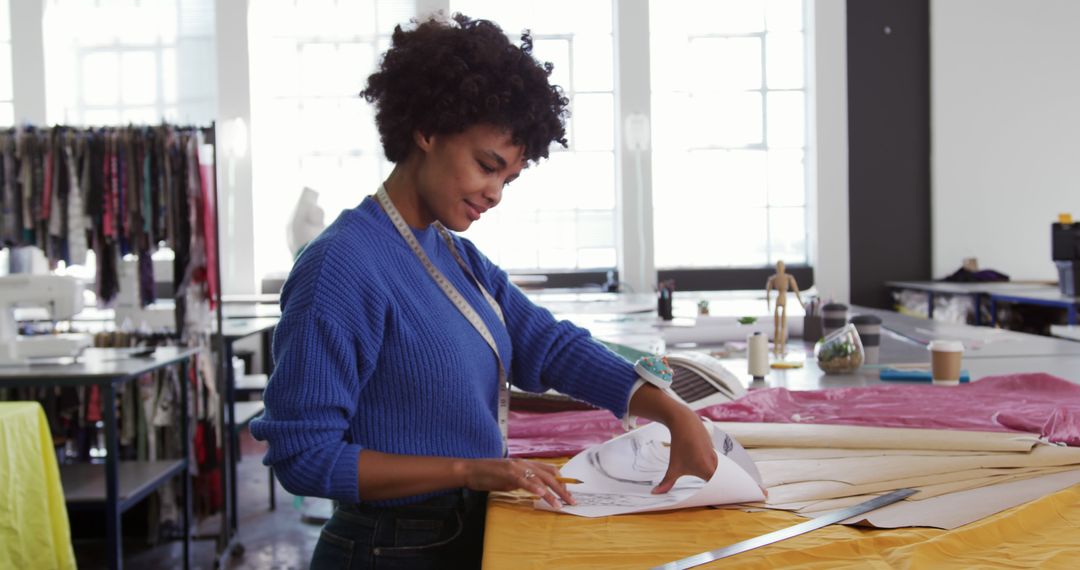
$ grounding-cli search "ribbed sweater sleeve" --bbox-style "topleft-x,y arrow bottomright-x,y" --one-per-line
251,309 -> 365,503
250,226 -> 387,504
458,238 -> 638,417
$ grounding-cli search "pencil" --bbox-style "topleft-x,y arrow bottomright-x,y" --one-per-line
556,477 -> 584,484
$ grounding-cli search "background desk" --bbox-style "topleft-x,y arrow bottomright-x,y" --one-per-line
989,288 -> 1080,325
216,317 -> 279,547
554,304 -> 1080,387
846,305 -> 1080,360
887,280 -> 1079,326
0,402 -> 76,570
0,347 -> 200,570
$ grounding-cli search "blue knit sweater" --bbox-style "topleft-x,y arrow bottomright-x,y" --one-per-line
250,195 -> 638,505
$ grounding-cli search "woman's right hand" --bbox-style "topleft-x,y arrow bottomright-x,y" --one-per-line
460,458 -> 576,508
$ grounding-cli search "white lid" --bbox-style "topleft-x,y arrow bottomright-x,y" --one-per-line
927,340 -> 964,352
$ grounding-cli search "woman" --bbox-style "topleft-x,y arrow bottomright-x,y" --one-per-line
251,13 -> 718,569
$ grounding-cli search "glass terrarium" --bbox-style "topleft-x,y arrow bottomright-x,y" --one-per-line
814,323 -> 865,374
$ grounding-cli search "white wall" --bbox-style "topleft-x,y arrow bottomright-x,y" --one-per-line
809,0 -> 850,302
932,0 -> 1080,281
9,0 -> 45,123
215,0 -> 256,295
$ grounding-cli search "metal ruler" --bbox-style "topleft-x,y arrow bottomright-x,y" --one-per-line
652,488 -> 917,570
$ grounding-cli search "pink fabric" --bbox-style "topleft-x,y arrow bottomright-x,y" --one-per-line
507,373 -> 1080,458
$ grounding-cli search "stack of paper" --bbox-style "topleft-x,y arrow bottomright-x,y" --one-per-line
714,422 -> 1080,529
542,422 -> 1080,529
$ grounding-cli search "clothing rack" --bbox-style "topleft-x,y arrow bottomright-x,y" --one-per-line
0,121 -> 226,569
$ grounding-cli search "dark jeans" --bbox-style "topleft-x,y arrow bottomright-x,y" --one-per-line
310,490 -> 488,569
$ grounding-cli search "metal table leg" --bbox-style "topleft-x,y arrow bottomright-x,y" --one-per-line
104,382 -> 122,570
225,339 -> 239,534
181,360 -> 192,570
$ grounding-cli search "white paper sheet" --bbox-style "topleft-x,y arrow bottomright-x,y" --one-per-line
660,316 -> 804,345
536,422 -> 766,517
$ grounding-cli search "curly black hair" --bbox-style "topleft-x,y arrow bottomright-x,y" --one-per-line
360,13 -> 570,164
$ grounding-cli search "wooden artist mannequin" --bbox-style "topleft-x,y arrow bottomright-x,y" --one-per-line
766,260 -> 804,354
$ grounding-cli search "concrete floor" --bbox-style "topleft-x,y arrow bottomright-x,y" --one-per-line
75,428 -> 331,569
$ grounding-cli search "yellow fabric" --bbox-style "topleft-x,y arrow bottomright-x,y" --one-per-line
483,467 -> 1080,569
0,402 -> 76,570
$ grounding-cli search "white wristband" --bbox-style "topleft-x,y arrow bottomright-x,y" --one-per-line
621,378 -> 648,431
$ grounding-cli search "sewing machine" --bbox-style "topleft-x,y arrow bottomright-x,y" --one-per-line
0,274 -> 93,365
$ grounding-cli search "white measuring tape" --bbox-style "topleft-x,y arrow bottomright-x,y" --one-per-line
375,185 -> 511,454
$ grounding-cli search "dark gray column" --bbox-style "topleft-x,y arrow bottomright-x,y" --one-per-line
847,0 -> 932,308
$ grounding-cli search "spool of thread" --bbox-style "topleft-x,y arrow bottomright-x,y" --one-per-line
747,332 -> 769,381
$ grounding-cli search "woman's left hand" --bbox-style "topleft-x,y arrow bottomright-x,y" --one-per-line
653,408 -> 718,494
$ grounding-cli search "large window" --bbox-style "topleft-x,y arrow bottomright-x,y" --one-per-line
42,0 -> 217,126
5,0 -> 811,292
451,0 -> 618,272
243,0 -> 809,287
248,0 -> 414,282
651,0 -> 807,269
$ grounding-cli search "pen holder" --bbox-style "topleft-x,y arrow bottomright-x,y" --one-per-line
657,295 -> 673,321
850,314 -> 882,364
822,303 -> 849,338
803,314 -> 823,343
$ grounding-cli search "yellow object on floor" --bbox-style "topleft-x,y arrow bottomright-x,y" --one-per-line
0,402 -> 76,570
483,474 -> 1080,568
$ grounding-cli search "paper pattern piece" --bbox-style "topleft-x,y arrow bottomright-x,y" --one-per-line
843,469 -> 1080,529
536,422 -> 765,517
763,465 -> 1073,506
717,423 -> 1080,530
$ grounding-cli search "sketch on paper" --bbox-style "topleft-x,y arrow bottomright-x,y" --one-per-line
569,492 -> 681,509
536,421 -> 765,518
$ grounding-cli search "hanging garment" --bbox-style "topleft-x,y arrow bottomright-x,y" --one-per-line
41,145 -> 52,230
64,136 -> 89,266
47,130 -> 67,266
196,131 -> 219,309
1,134 -> 20,245
17,129 -> 36,243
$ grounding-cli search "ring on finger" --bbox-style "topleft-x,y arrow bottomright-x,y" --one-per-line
523,469 -> 536,480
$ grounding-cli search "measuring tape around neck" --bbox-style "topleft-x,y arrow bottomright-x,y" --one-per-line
375,185 -> 511,454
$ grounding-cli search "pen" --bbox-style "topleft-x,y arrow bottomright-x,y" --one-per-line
556,477 -> 584,484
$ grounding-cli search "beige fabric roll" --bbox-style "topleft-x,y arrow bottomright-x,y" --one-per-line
757,445 -> 1080,487
746,448 -> 1018,461
716,422 -> 1042,452
766,465 -> 1071,505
